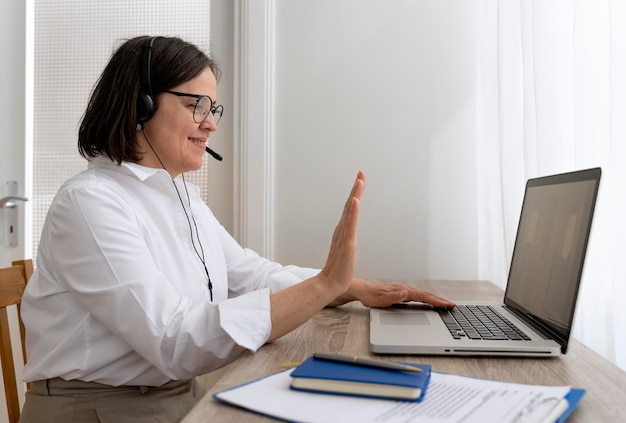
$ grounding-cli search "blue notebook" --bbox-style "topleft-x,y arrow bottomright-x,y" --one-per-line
289,356 -> 431,401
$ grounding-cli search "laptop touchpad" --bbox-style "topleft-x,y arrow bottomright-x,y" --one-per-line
380,312 -> 430,326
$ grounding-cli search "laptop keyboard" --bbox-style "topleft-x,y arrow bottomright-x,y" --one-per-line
439,305 -> 532,341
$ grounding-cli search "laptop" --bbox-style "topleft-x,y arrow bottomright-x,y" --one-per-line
370,167 -> 601,357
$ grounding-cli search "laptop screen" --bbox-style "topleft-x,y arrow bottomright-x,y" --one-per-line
503,168 -> 601,352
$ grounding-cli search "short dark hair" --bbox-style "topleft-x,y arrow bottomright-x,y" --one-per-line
78,36 -> 220,164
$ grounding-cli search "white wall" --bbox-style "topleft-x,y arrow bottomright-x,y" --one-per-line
208,0 -> 236,231
269,2 -> 479,279
0,0 -> 27,266
0,2 -> 27,421
2,1 -> 481,281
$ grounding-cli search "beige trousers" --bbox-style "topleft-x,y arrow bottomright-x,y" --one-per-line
19,377 -> 206,423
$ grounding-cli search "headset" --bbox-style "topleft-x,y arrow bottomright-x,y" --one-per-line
136,37 -> 158,126
135,37 -> 223,161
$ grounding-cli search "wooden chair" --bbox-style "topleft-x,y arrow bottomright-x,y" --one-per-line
0,259 -> 32,423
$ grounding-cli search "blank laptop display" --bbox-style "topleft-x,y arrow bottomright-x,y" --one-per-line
370,167 -> 601,357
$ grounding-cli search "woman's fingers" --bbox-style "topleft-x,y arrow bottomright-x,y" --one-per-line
321,172 -> 366,293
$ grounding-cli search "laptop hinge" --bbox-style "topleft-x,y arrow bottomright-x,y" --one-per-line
503,305 -> 563,342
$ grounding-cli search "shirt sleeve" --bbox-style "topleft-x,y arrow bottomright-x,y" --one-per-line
217,288 -> 272,351
214,221 -> 320,296
206,219 -> 320,352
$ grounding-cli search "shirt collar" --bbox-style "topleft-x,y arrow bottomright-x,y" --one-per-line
87,157 -> 200,195
88,156 -> 168,182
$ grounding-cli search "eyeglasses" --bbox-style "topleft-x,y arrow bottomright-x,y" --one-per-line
164,90 -> 224,125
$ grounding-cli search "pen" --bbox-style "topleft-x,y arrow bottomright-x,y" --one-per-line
313,353 -> 423,373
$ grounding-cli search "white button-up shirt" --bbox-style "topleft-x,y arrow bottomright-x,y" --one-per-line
21,157 -> 317,386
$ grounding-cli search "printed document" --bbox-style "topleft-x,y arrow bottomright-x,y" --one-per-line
214,369 -> 571,423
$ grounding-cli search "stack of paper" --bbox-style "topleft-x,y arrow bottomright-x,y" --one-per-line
214,367 -> 584,423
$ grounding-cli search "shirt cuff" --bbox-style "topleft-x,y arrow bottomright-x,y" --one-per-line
218,287 -> 272,351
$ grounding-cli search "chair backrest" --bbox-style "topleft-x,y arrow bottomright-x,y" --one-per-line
0,259 -> 32,423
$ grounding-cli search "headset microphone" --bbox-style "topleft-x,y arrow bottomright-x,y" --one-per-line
205,146 -> 223,161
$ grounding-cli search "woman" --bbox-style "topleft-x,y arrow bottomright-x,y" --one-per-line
19,36 -> 453,422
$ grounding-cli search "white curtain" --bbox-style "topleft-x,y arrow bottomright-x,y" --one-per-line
477,0 -> 626,370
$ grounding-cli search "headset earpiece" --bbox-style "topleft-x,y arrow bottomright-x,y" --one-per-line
137,37 -> 157,125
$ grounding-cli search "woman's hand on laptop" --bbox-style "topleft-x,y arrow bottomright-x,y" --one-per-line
328,279 -> 455,309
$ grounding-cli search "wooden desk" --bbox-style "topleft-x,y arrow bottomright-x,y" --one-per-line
182,280 -> 626,422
